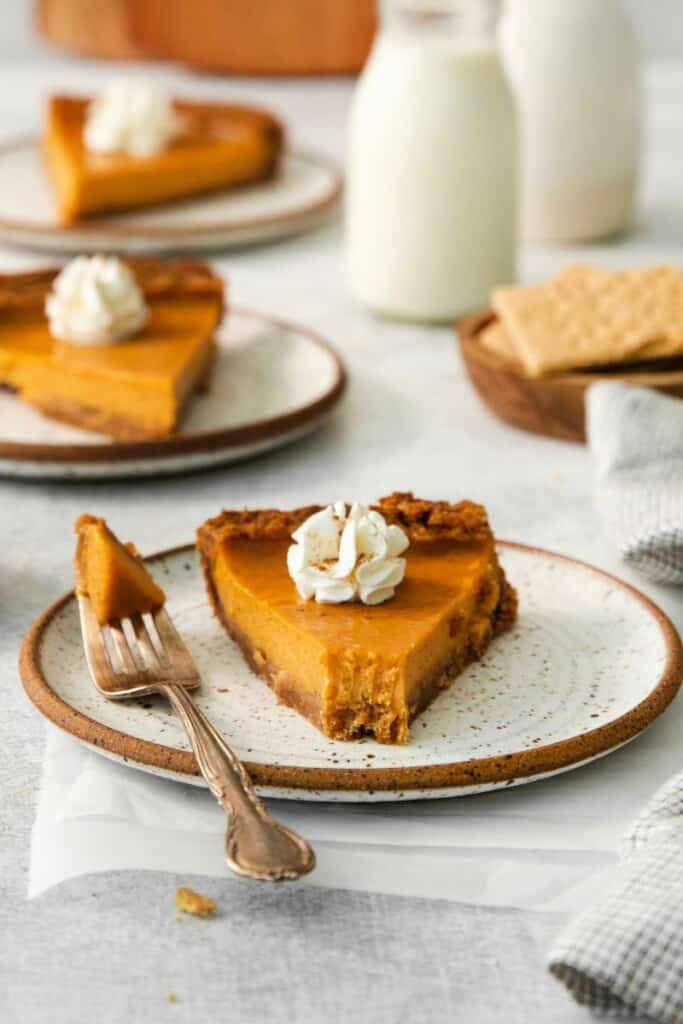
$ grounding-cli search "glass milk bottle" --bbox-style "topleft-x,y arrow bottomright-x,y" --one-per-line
345,0 -> 517,322
499,0 -> 640,242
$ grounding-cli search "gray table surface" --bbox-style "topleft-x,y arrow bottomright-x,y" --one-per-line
3,55 -> 682,1024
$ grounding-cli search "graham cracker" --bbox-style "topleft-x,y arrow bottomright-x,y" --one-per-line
478,320 -> 520,363
491,265 -> 683,377
174,887 -> 217,916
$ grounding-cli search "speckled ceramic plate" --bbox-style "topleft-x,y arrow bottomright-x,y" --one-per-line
0,139 -> 341,254
21,543 -> 683,802
0,308 -> 346,479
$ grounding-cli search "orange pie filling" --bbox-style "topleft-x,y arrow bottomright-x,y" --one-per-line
198,494 -> 517,744
74,514 -> 166,626
45,96 -> 283,224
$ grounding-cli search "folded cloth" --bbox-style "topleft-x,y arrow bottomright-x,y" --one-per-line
549,769 -> 683,1023
587,383 -> 683,585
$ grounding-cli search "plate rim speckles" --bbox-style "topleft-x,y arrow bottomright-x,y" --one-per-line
0,306 -> 347,479
19,541 -> 683,801
0,138 -> 342,253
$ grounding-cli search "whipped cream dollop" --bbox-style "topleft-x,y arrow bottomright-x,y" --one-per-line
45,255 -> 148,346
84,79 -> 178,157
287,502 -> 410,606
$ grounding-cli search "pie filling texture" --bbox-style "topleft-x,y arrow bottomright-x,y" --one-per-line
45,96 -> 284,223
197,492 -> 518,744
0,259 -> 224,441
74,514 -> 166,626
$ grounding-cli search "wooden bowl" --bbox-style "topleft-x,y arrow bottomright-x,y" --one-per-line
457,310 -> 683,444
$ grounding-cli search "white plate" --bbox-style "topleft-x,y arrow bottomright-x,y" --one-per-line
0,138 -> 341,254
21,543 -> 683,802
0,308 -> 346,479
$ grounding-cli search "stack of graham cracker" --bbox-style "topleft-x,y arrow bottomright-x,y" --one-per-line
481,265 -> 683,378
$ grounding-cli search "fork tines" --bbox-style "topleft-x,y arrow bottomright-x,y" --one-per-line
78,595 -> 200,698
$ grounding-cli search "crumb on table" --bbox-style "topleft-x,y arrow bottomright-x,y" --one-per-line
166,992 -> 177,1004
174,886 -> 217,917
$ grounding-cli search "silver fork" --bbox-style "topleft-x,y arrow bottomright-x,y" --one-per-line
78,596 -> 315,882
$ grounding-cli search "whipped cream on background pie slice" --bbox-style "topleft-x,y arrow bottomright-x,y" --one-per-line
287,502 -> 409,606
84,79 -> 179,158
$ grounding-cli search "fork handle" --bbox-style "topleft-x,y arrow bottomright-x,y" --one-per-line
161,682 -> 315,882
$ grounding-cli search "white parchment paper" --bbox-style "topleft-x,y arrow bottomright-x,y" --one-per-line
29,703 -> 683,909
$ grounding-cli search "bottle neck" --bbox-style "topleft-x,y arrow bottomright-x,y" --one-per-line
379,0 -> 501,40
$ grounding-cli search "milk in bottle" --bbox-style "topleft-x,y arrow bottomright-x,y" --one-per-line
346,0 -> 517,322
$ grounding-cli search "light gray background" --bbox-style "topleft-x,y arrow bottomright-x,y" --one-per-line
1,5 -> 682,1024
3,53 -> 683,1022
1,0 -> 683,60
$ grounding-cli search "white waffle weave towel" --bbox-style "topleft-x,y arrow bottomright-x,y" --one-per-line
549,769 -> 683,1021
586,383 -> 683,585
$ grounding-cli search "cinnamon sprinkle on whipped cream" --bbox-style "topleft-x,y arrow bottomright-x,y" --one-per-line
287,502 -> 409,606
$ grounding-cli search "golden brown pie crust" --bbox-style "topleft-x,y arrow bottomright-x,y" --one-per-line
0,257 -> 225,312
197,491 -> 495,548
174,887 -> 217,916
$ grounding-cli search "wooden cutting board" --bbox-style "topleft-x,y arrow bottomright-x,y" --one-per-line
457,310 -> 683,444
37,0 -> 376,74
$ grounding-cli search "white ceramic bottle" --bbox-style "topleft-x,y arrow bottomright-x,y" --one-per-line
345,0 -> 517,322
499,0 -> 641,243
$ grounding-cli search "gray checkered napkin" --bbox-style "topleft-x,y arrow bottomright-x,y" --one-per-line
586,382 -> 683,585
549,769 -> 683,1022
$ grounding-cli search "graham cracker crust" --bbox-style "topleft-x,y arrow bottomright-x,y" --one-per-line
197,491 -> 493,556
0,257 -> 225,313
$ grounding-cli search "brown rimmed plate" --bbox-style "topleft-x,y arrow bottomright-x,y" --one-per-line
0,139 -> 341,255
20,541 -> 683,802
457,309 -> 683,443
0,307 -> 347,479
